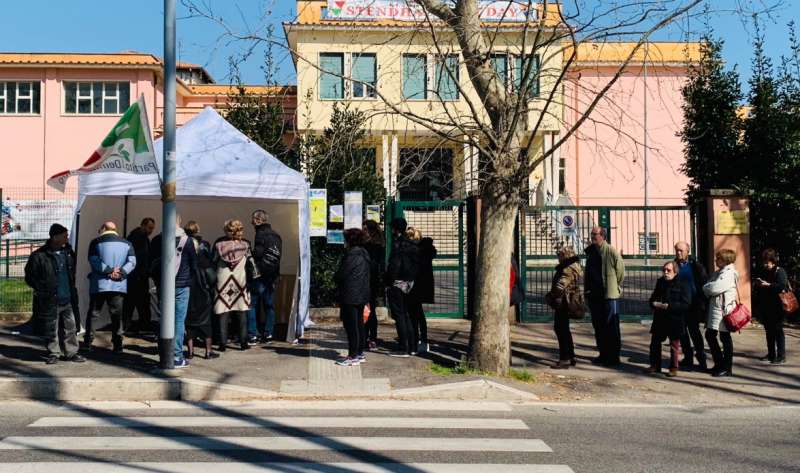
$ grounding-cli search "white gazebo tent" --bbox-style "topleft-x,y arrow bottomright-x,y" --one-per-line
72,107 -> 311,340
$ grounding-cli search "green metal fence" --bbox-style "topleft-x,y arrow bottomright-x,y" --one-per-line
519,205 -> 694,322
388,199 -> 466,319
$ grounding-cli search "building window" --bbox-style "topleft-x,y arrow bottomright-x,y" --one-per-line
0,81 -> 41,114
351,53 -> 377,99
319,53 -> 345,100
434,55 -> 459,101
403,54 -> 428,100
558,157 -> 566,195
514,54 -> 540,97
638,232 -> 659,253
491,54 -> 509,88
63,81 -> 130,115
398,148 -> 454,200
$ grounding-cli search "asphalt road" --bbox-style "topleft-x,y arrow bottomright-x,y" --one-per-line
0,400 -> 797,472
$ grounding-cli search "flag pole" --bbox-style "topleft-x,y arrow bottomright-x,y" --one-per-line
159,0 -> 177,370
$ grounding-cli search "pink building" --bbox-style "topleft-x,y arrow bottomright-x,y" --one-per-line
0,53 -> 295,198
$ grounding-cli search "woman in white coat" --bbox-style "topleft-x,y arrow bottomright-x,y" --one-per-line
702,249 -> 739,377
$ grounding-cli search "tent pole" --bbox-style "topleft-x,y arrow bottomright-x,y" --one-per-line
122,196 -> 129,237
158,0 -> 177,370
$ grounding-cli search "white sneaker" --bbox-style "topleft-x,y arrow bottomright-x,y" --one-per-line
418,342 -> 429,354
388,351 -> 411,358
335,357 -> 360,366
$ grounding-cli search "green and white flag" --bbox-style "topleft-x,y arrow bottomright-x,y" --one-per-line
48,94 -> 158,191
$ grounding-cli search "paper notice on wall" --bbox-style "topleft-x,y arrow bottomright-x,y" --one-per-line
716,210 -> 749,234
344,191 -> 363,230
366,205 -> 381,222
309,189 -> 327,237
329,205 -> 344,223
327,230 -> 345,245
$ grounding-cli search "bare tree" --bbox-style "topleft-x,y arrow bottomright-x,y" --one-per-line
181,0 -> 781,374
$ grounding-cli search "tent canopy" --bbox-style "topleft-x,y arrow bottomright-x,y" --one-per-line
74,107 -> 311,338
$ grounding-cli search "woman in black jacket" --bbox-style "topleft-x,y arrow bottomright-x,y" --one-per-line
335,228 -> 371,366
407,229 -> 437,354
755,248 -> 789,364
362,220 -> 385,350
184,221 -> 218,360
645,261 -> 691,377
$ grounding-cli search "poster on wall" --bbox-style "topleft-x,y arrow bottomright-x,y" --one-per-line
309,189 -> 328,237
327,230 -> 345,245
344,191 -> 363,230
366,205 -> 381,222
329,205 -> 344,223
1,200 -> 76,240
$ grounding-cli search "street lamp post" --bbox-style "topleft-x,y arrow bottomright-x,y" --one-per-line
158,0 -> 177,370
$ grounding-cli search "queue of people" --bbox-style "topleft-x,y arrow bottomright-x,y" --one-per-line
25,210 -> 283,368
24,214 -> 793,376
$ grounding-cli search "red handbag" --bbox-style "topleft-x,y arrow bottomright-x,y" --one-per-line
723,280 -> 751,332
779,280 -> 799,315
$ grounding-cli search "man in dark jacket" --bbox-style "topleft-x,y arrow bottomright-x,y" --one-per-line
674,241 -> 708,371
385,218 -> 418,357
124,217 -> 155,334
24,224 -> 85,364
249,209 -> 282,344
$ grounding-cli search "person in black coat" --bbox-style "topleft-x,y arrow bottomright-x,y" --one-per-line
335,228 -> 371,366
645,261 -> 691,377
123,217 -> 155,334
362,220 -> 385,350
384,218 -> 419,357
674,241 -> 709,371
407,230 -> 436,354
183,221 -> 218,360
24,224 -> 85,364
754,248 -> 789,364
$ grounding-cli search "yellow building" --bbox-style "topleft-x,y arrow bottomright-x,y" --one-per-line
285,0 -> 565,200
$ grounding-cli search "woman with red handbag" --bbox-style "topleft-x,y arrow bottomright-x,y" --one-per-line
702,249 -> 739,377
754,249 -> 789,365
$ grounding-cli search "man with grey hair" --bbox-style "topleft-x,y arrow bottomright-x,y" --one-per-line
584,226 -> 625,367
249,209 -> 282,344
674,241 -> 708,371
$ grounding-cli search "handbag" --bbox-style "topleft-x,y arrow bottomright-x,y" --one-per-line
565,289 -> 586,320
362,304 -> 371,324
779,279 -> 799,315
722,278 -> 751,332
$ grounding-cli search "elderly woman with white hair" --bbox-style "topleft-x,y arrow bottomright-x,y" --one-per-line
645,261 -> 691,377
211,219 -> 253,353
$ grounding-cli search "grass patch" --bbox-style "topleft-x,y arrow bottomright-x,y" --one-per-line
430,358 -> 538,384
0,278 -> 32,312
508,368 -> 537,384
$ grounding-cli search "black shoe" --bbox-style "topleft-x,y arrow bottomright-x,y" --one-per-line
712,369 -> 731,377
679,360 -> 694,370
602,359 -> 621,367
65,354 -> 86,363
45,355 -> 59,365
113,345 -> 123,354
771,357 -> 786,365
247,336 -> 259,346
240,343 -> 250,351
570,358 -> 578,366
205,352 -> 220,360
759,355 -> 775,363
591,356 -> 605,365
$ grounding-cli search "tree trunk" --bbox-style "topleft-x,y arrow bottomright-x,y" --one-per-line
468,184 -> 518,374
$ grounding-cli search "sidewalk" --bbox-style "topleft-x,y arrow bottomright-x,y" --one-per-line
0,317 -> 797,404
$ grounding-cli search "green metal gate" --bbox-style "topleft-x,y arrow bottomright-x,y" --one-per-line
388,199 -> 466,318
519,205 -> 695,322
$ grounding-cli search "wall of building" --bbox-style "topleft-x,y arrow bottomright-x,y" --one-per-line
0,67 -> 158,195
561,65 -> 690,207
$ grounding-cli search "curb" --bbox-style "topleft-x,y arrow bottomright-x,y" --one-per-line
0,376 -> 537,402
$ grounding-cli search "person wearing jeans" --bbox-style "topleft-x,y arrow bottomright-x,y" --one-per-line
248,278 -> 276,341
249,210 -> 282,344
703,249 -> 739,377
172,219 -> 196,368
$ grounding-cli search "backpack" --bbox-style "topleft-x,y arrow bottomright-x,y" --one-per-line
565,266 -> 586,319
257,229 -> 282,281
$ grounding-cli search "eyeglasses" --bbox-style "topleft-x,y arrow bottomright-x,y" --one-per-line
591,232 -> 602,236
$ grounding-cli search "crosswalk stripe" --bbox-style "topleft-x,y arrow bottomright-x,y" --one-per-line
0,436 -> 552,452
29,416 -> 529,430
1,462 -> 575,473
63,400 -> 514,411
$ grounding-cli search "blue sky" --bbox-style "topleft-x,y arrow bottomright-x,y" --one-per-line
1,1 -> 798,88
